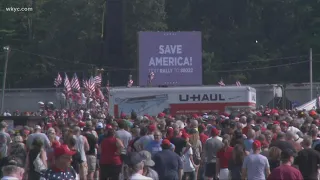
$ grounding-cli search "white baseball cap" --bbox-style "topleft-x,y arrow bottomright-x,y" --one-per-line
96,122 -> 103,129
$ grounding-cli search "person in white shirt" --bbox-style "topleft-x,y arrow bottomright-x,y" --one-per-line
1,165 -> 24,180
181,135 -> 197,180
126,152 -> 152,180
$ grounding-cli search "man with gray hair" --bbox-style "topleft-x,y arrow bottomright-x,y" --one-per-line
26,125 -> 50,150
126,152 -> 152,180
285,131 -> 302,152
1,165 -> 24,180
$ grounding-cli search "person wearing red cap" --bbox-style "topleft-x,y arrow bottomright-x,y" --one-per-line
135,124 -> 156,151
41,144 -> 77,180
166,127 -> 174,140
153,139 -> 183,180
180,133 -> 199,180
170,128 -> 188,156
198,124 -> 208,145
204,127 -> 223,180
158,112 -> 165,118
242,140 -> 270,180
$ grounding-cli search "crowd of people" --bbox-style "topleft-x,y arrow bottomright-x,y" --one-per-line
0,106 -> 320,180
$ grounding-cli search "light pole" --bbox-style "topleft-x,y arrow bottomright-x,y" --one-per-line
1,46 -> 10,114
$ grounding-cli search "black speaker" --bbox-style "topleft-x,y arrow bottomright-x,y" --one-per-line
102,0 -> 125,85
104,0 -> 124,63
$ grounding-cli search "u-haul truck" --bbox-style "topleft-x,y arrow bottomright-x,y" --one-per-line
108,86 -> 256,117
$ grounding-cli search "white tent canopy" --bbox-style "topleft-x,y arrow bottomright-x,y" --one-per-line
296,98 -> 317,111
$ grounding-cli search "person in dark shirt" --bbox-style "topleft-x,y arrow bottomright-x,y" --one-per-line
170,129 -> 187,155
228,144 -> 245,180
295,135 -> 320,180
268,147 -> 281,171
198,125 -> 209,145
153,139 -> 183,180
267,149 -> 303,180
269,132 -> 296,153
68,137 -> 83,175
83,127 -> 98,180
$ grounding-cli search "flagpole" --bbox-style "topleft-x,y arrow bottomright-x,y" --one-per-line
310,48 -> 313,101
1,46 -> 10,114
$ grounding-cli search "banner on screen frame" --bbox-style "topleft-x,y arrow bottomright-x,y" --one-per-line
138,31 -> 202,86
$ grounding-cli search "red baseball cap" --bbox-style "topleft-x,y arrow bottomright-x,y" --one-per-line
211,128 -> 219,136
280,121 -> 288,126
54,144 -> 76,157
105,124 -> 113,130
120,112 -> 126,118
46,123 -> 52,128
310,110 -> 317,116
273,121 -> 280,125
158,112 -> 165,118
78,121 -> 85,127
252,140 -> 261,149
162,139 -> 171,146
256,112 -> 262,117
192,114 -> 199,118
148,124 -> 156,132
182,133 -> 190,139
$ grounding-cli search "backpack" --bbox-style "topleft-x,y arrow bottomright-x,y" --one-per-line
129,137 -> 140,152
33,152 -> 47,173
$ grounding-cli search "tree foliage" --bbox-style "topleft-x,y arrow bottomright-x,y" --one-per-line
1,0 -> 320,88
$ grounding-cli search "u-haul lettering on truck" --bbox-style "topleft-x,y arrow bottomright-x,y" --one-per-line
179,94 -> 226,102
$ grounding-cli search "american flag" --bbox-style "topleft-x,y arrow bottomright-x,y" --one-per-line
94,73 -> 102,87
64,73 -> 72,92
88,76 -> 96,92
218,79 -> 225,86
83,79 -> 89,90
127,75 -> 133,88
96,88 -> 105,100
70,73 -> 80,91
54,73 -> 62,87
236,80 -> 241,86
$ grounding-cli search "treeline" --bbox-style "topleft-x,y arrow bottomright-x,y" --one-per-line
1,0 -> 320,88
